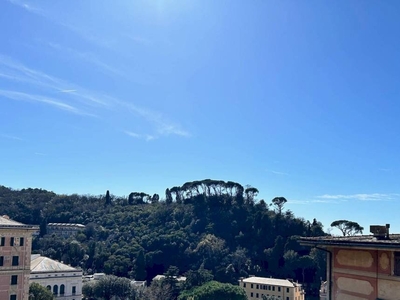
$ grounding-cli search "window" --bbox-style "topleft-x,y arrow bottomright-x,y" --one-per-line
256,284 -> 259,289
72,286 -> 76,295
12,256 -> 19,266
19,237 -> 24,246
287,288 -> 289,293
0,237 -> 4,246
278,287 -> 281,292
272,286 -> 275,291
251,292 -> 254,297
394,252 -> 400,276
268,285 -> 271,290
243,283 -> 246,288
11,275 -> 18,285
53,285 -> 58,295
251,284 -> 254,289
287,297 -> 289,300
256,293 -> 259,298
0,256 -> 3,266
10,295 -> 16,300
60,284 -> 65,295
46,285 -> 51,290
10,237 -> 14,246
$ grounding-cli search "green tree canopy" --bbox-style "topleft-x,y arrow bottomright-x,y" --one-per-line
29,282 -> 54,300
89,275 -> 133,300
178,281 -> 247,300
331,220 -> 364,236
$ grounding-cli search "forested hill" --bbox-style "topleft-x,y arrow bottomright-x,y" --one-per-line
0,179 -> 326,294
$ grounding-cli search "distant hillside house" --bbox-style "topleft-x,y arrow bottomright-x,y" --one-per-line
30,254 -> 82,300
299,224 -> 400,300
239,276 -> 305,300
47,223 -> 85,238
152,275 -> 187,285
0,215 -> 38,300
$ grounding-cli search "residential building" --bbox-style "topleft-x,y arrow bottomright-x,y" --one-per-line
0,215 -> 37,300
46,223 -> 85,238
30,254 -> 82,300
152,274 -> 187,283
319,281 -> 328,300
239,276 -> 305,300
299,224 -> 400,300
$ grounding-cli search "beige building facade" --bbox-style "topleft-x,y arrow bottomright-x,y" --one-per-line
239,276 -> 305,300
0,215 -> 37,300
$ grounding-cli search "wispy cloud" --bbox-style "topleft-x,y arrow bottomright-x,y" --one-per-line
6,0 -> 127,55
0,90 -> 89,115
6,0 -> 44,14
47,42 -> 126,78
0,54 -> 108,107
124,131 -> 156,141
122,34 -> 153,46
59,89 -> 77,93
34,152 -> 47,156
288,193 -> 400,205
0,55 -> 189,138
289,199 -> 341,205
317,193 -> 399,201
267,169 -> 289,176
120,102 -> 190,138
0,134 -> 24,141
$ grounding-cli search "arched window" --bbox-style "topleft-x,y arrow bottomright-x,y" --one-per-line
46,285 -> 51,291
60,284 -> 65,295
53,285 -> 58,295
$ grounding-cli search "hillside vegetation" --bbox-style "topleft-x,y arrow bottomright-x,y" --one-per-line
0,179 -> 326,294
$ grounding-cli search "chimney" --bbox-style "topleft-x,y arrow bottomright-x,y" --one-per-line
370,224 -> 390,240
386,224 -> 390,239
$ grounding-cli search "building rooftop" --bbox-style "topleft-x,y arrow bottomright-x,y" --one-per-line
31,255 -> 80,273
241,277 -> 301,288
299,234 -> 400,249
152,275 -> 187,282
0,215 -> 38,230
47,223 -> 85,228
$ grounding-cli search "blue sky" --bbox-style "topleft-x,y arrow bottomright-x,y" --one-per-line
1,0 -> 400,234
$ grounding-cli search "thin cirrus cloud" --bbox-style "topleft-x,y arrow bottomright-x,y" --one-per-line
267,169 -> 289,176
0,54 -> 107,107
0,90 -> 88,116
289,193 -> 400,205
317,193 -> 399,201
59,89 -> 77,93
6,0 -> 43,14
47,42 -> 125,78
124,131 -> 156,142
289,199 -> 341,205
0,55 -> 190,138
0,133 -> 24,141
6,0 -> 130,54
45,42 -> 151,85
119,101 -> 191,138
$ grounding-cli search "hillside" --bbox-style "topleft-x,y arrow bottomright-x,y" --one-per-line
0,179 -> 326,294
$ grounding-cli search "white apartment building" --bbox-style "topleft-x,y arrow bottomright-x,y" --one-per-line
30,254 -> 82,300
